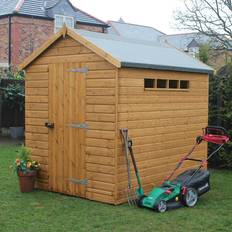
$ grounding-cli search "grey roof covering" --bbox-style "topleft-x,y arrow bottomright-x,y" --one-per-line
108,21 -> 165,42
75,29 -> 213,74
0,0 -> 107,26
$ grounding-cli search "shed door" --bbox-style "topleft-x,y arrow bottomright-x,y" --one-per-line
48,63 -> 86,197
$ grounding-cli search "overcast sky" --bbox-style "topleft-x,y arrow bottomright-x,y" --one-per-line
70,0 -> 186,35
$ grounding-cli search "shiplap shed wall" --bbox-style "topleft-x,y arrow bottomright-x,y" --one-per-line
25,36 -> 117,204
116,68 -> 209,204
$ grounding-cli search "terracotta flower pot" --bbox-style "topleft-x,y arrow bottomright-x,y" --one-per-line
17,170 -> 37,193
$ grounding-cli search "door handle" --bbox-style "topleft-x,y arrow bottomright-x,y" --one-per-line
45,122 -> 54,128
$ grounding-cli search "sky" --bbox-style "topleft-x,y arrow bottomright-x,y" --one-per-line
70,0 -> 186,35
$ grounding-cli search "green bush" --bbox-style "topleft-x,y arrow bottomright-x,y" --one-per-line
209,63 -> 232,168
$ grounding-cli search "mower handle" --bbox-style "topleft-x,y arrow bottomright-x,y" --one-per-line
204,126 -> 228,136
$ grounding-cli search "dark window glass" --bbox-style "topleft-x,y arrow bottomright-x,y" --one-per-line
144,79 -> 155,88
157,79 -> 167,88
169,80 -> 179,89
180,80 -> 189,89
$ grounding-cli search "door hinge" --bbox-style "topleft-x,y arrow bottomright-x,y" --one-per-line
68,178 -> 88,186
67,67 -> 88,74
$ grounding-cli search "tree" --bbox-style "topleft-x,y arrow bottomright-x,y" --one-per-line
209,63 -> 232,168
174,0 -> 232,49
198,44 -> 210,64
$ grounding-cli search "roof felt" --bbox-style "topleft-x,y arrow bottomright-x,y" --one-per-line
75,29 -> 213,74
108,21 -> 165,42
0,0 -> 107,26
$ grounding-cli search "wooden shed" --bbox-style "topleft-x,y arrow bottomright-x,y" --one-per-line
19,26 -> 213,205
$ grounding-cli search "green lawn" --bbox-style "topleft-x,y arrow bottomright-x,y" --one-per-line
0,145 -> 232,232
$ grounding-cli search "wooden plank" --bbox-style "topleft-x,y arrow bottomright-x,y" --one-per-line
87,70 -> 116,79
87,79 -> 115,88
119,96 -> 208,104
86,138 -> 115,149
87,180 -> 114,192
30,148 -> 48,157
26,88 -> 48,96
25,96 -> 48,103
86,147 -> 115,157
86,88 -> 115,96
25,133 -> 48,142
87,172 -> 114,183
87,155 -> 115,166
86,105 -> 115,113
34,53 -> 104,65
86,192 -> 114,204
25,72 -> 48,80
86,113 -> 115,122
25,125 -> 48,134
25,111 -> 48,119
25,118 -> 47,126
118,103 -> 208,113
26,65 -> 48,73
26,140 -> 49,150
86,130 -> 115,140
26,103 -> 48,111
86,96 -> 115,105
43,45 -> 92,56
87,122 -> 115,131
25,80 -> 48,88
86,163 -> 115,175
119,68 -> 208,80
118,109 -> 208,121
84,61 -> 115,70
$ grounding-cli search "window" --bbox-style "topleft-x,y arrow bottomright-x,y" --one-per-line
54,15 -> 74,32
180,80 -> 189,89
169,80 -> 179,89
157,79 -> 167,88
144,78 -> 155,88
144,78 -> 190,90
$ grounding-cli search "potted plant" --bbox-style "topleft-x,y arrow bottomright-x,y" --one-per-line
12,146 -> 40,193
0,70 -> 25,138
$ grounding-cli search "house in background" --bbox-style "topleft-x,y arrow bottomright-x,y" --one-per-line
0,0 -> 108,69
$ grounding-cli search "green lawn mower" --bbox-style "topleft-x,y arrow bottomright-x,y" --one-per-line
120,126 -> 229,213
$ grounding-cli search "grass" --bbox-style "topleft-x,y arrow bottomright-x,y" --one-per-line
0,145 -> 232,232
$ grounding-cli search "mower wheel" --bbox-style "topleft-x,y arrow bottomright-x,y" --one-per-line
183,188 -> 198,207
137,195 -> 146,208
157,200 -> 167,213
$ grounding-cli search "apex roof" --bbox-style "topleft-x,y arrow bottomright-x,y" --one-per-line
19,26 -> 213,74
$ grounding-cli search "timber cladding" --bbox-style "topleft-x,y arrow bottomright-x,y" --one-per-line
22,28 -> 209,205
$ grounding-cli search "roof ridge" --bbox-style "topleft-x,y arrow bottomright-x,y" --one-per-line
14,0 -> 25,12
108,20 -> 166,35
163,32 -> 200,37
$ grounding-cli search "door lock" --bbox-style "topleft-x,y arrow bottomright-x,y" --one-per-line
45,122 -> 54,129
